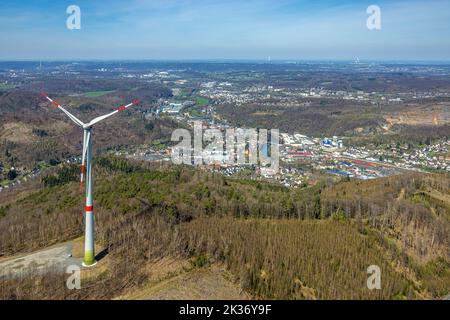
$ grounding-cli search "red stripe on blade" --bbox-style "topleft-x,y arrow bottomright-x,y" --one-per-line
118,106 -> 126,111
85,206 -> 93,212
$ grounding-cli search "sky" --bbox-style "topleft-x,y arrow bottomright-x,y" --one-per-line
0,0 -> 449,61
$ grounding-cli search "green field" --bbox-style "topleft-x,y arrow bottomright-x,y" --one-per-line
195,96 -> 209,106
83,90 -> 115,98
188,107 -> 205,117
0,83 -> 15,90
0,180 -> 10,187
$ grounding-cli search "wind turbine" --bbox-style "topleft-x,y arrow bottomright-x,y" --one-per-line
41,92 -> 140,266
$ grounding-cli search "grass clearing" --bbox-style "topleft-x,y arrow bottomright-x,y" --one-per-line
195,96 -> 209,106
83,90 -> 115,98
0,83 -> 15,90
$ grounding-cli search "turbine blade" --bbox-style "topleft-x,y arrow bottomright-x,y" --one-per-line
80,131 -> 89,190
87,99 -> 140,127
41,92 -> 85,127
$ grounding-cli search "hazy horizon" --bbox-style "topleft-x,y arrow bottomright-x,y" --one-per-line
1,0 -> 450,61
1,58 -> 450,64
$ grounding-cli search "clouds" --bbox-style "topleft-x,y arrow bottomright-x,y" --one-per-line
0,0 -> 449,60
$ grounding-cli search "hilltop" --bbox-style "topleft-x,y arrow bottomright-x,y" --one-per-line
0,156 -> 448,299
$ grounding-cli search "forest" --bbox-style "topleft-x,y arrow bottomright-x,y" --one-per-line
0,89 -> 180,179
0,156 -> 448,299
216,101 -> 450,144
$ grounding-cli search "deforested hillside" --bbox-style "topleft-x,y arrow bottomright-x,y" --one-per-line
216,101 -> 450,145
181,217 -> 412,299
0,157 -> 448,299
321,173 -> 450,263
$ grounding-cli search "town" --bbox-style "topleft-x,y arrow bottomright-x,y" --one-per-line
1,61 -> 449,191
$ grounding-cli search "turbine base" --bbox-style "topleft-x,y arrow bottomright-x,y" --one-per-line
82,260 -> 98,268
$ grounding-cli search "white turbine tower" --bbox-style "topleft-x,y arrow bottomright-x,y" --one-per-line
41,92 -> 140,266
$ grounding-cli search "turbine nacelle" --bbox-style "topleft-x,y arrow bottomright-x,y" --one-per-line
41,91 -> 140,189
